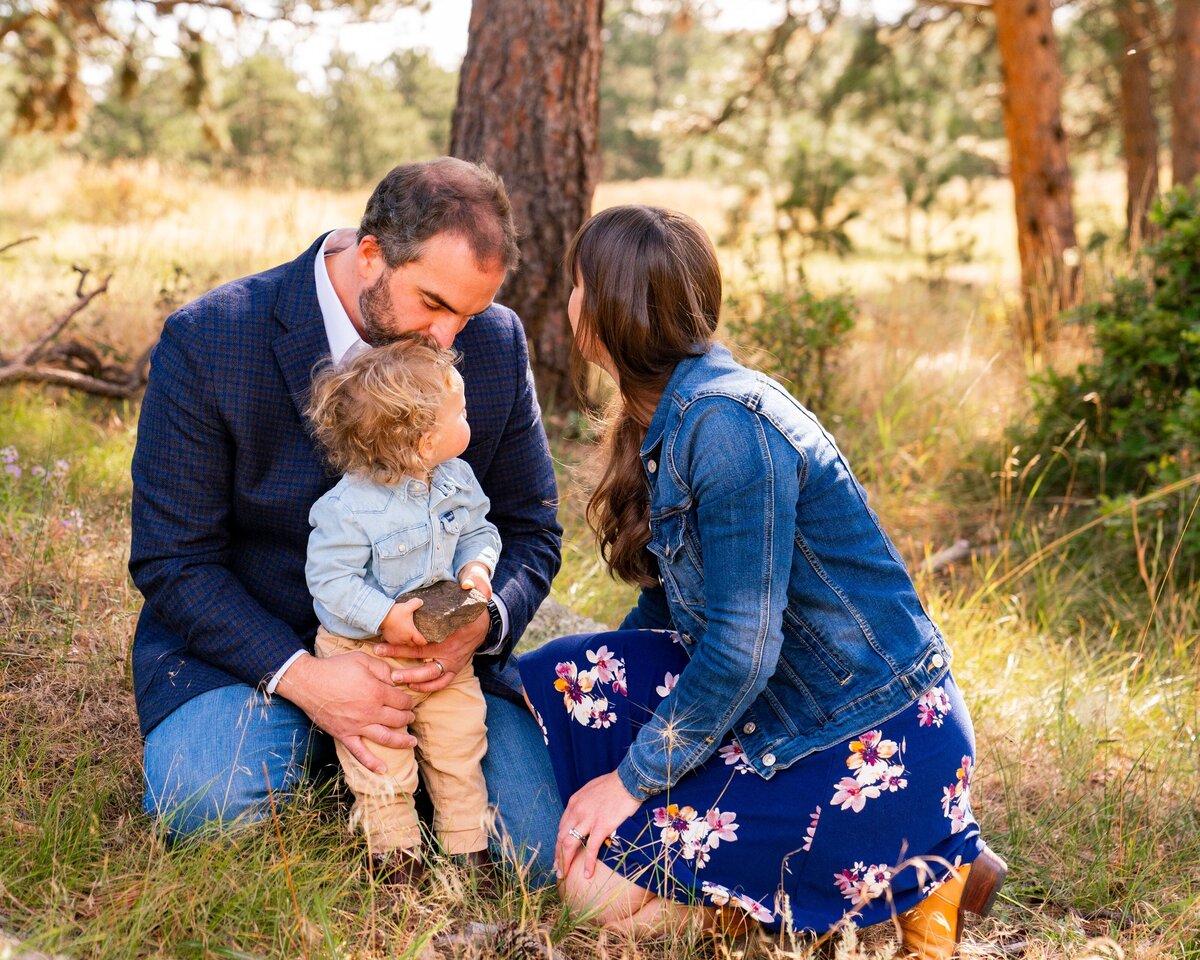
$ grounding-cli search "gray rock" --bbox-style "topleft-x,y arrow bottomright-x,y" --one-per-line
398,580 -> 488,644
518,597 -> 610,653
0,930 -> 70,960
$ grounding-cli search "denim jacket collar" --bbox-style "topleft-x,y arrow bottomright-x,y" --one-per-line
639,342 -> 732,462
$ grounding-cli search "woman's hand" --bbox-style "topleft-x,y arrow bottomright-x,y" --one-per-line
556,770 -> 641,881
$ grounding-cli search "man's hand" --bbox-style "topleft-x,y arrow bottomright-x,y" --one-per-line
556,770 -> 641,881
457,562 -> 493,600
275,651 -> 417,774
375,608 -> 489,693
379,596 -> 427,647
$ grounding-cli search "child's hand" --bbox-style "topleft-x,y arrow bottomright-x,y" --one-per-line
380,597 -> 427,647
458,562 -> 493,600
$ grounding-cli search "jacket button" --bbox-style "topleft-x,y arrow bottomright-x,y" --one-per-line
647,459 -> 657,473
657,576 -> 664,586
742,722 -> 756,734
762,753 -> 776,767
931,653 -> 945,669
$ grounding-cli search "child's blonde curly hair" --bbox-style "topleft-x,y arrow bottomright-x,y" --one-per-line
306,336 -> 459,486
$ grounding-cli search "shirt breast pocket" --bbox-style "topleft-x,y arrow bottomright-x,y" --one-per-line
374,524 -> 432,593
438,506 -> 468,536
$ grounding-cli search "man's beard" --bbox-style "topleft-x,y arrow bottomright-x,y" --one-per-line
358,272 -> 401,346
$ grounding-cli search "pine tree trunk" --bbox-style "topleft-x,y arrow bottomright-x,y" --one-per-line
1115,0 -> 1160,240
993,0 -> 1078,342
1172,0 -> 1200,186
450,0 -> 605,412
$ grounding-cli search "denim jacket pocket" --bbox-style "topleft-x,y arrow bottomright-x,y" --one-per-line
647,510 -> 704,612
374,523 -> 432,592
779,608 -> 855,688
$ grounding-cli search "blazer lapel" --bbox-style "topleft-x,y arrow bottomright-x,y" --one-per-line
273,233 -> 334,418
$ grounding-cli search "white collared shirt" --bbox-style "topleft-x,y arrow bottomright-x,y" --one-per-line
268,232 -> 509,693
313,231 -> 369,365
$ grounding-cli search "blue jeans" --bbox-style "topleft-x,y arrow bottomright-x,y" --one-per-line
142,685 -> 563,885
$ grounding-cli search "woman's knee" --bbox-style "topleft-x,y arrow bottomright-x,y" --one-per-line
558,854 -> 653,927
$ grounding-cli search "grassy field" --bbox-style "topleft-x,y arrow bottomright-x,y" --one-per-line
1,160 -> 1198,959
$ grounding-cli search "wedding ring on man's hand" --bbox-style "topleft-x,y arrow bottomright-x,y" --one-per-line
568,827 -> 588,843
424,657 -> 446,678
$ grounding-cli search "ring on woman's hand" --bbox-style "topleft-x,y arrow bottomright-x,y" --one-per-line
424,657 -> 446,678
568,827 -> 588,843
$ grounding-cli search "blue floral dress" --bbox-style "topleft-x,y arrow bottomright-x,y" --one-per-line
519,629 -> 985,933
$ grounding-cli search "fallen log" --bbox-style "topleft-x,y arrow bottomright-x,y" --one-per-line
0,260 -> 154,398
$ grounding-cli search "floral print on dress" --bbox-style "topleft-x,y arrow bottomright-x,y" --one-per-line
651,803 -> 739,869
521,630 -> 984,935
942,755 -> 977,834
553,648 -> 627,729
846,730 -> 900,783
917,686 -> 952,728
801,806 -> 821,852
719,738 -> 753,774
834,861 -> 893,905
701,882 -> 776,922
831,731 -> 909,811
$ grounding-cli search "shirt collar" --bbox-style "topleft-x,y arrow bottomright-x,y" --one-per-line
314,231 -> 368,364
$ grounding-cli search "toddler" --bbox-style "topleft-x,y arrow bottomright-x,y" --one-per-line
304,336 -> 499,878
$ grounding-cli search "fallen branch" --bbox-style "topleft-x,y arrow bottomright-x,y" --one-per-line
920,539 -> 1006,573
0,262 -> 154,398
0,236 -> 37,257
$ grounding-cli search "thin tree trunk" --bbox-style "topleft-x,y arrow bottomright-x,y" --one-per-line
1115,0 -> 1160,240
1172,0 -> 1200,186
450,0 -> 605,412
993,0 -> 1078,343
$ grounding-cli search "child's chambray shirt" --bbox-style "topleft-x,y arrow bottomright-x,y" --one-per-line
305,458 -> 502,640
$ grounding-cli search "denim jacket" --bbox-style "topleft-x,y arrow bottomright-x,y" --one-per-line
306,458 -> 501,639
615,343 -> 951,799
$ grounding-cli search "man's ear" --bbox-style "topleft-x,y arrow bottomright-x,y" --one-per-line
356,234 -> 385,281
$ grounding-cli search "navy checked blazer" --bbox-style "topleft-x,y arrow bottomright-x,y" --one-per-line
129,233 -> 562,738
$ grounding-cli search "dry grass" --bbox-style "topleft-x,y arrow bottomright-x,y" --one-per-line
2,160 -> 1198,959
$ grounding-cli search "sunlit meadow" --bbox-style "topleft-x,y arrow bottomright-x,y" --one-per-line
1,159 -> 1197,959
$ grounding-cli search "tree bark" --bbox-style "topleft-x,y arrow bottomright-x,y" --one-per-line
1115,0 -> 1160,240
993,0 -> 1078,341
450,0 -> 605,411
1172,0 -> 1200,186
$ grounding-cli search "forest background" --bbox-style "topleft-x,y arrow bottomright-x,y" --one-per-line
1,0 -> 1199,958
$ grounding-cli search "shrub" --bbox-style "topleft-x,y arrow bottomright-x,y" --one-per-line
726,277 -> 857,414
1017,183 -> 1200,497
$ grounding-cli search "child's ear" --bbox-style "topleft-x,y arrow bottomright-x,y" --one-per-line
418,432 -> 435,461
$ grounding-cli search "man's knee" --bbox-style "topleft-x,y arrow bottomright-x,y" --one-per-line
142,685 -> 316,841
481,692 -> 563,886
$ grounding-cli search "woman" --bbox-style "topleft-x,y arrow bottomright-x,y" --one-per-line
518,205 -> 1006,957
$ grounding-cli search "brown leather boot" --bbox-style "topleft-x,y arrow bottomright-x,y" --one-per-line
455,848 -> 502,898
897,844 -> 1007,959
366,848 -> 426,887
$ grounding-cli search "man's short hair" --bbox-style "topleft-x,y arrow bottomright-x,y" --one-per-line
357,157 -> 520,272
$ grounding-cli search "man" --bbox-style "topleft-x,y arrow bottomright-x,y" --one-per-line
129,158 -> 563,881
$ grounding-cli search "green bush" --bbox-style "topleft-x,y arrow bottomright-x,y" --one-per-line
726,278 -> 857,414
1018,183 -> 1200,497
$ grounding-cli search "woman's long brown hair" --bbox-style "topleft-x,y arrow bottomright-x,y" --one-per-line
565,205 -> 722,587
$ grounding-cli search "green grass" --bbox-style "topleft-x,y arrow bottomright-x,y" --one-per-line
3,163 -> 1200,958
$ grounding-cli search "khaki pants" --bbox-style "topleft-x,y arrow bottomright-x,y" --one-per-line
314,628 -> 489,856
